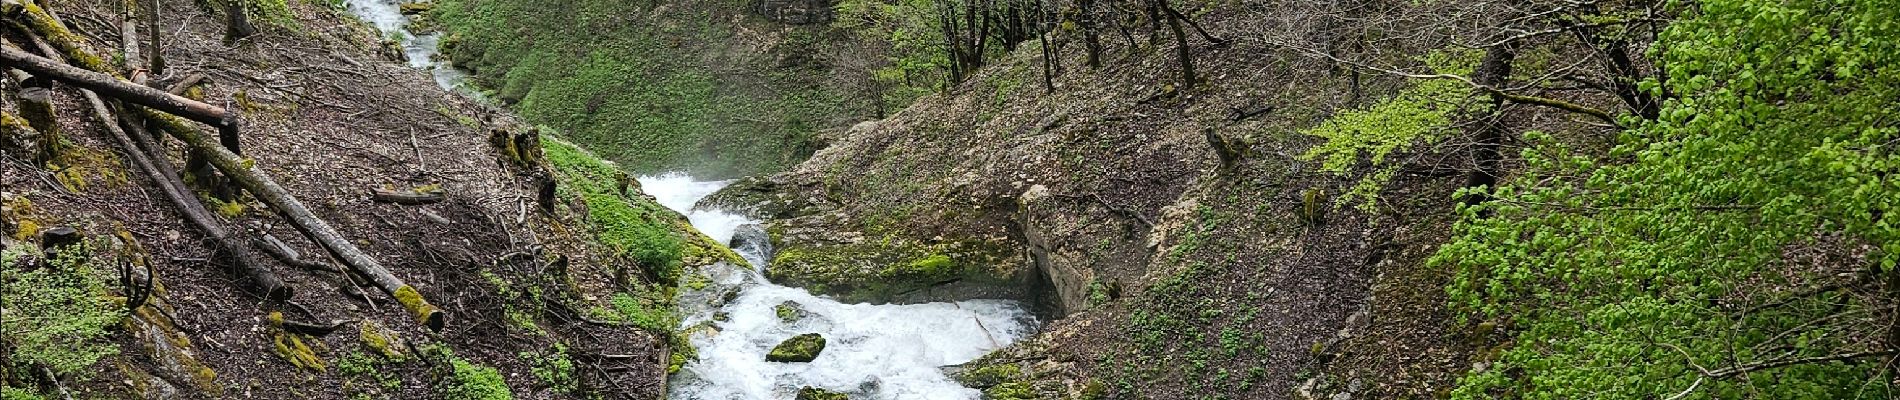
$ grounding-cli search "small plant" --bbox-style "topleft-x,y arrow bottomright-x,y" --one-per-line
610,291 -> 678,333
520,346 -> 577,393
441,357 -> 512,400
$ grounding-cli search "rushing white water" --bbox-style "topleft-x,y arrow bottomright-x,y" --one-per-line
338,1 -> 1036,394
342,0 -> 476,93
640,173 -> 1040,400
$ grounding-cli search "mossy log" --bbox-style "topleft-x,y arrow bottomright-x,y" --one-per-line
0,111 -> 46,164
0,20 -> 445,330
17,86 -> 61,163
86,87 -> 292,300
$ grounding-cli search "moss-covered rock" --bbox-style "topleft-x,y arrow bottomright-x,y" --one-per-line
982,382 -> 1039,400
765,333 -> 826,362
775,301 -> 809,323
696,176 -> 814,219
359,319 -> 408,359
765,236 -> 1026,304
951,363 -> 1020,388
795,386 -> 849,400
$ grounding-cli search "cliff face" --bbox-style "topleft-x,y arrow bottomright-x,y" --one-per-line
0,1 -> 719,398
699,2 -> 1602,398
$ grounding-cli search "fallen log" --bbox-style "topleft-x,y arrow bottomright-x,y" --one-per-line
2,0 -> 239,156
0,46 -> 236,141
11,15 -> 289,300
0,15 -> 446,331
371,188 -> 446,205
166,73 -> 207,96
249,227 -> 340,273
87,85 -> 292,300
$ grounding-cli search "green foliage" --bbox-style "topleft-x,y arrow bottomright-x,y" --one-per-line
1439,0 -> 1900,397
0,387 -> 47,400
1,244 -> 125,377
542,137 -> 684,282
833,0 -> 951,106
240,0 -> 302,31
432,0 -> 851,177
520,346 -> 577,393
1301,49 -> 1483,209
441,357 -> 513,400
610,291 -> 679,334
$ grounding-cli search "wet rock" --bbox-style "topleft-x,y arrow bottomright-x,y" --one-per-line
795,386 -> 848,400
948,362 -> 1019,389
776,301 -> 809,324
398,2 -> 432,14
766,333 -> 827,362
766,237 -> 1029,304
730,223 -> 775,262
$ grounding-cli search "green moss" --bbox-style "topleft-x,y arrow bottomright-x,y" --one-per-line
392,285 -> 443,328
610,292 -> 678,334
358,320 -> 406,359
667,332 -> 696,374
983,382 -> 1039,400
795,387 -> 848,400
768,238 -> 1015,303
440,358 -> 513,400
431,0 -> 854,177
775,302 -> 802,323
954,363 -> 1020,388
765,333 -> 827,362
1,387 -> 48,400
272,330 -> 326,372
2,243 -> 125,377
519,347 -> 577,393
542,137 -> 686,282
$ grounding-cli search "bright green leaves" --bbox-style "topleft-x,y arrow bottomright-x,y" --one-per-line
1301,48 -> 1484,209
1441,0 -> 1900,397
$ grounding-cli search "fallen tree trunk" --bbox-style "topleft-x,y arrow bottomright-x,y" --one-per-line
90,89 -> 292,300
10,11 -> 290,301
0,12 -> 446,330
0,46 -> 236,140
371,188 -> 446,205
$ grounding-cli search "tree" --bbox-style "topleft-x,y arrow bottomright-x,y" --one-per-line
1438,0 -> 1900,397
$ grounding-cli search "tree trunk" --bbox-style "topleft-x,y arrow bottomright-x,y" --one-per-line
145,0 -> 164,75
223,0 -> 256,41
1079,0 -> 1102,68
1461,46 -> 1516,209
17,86 -> 61,164
1160,0 -> 1194,90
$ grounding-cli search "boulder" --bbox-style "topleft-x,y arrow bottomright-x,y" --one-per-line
796,386 -> 848,400
775,301 -> 810,324
730,223 -> 775,264
766,333 -> 826,362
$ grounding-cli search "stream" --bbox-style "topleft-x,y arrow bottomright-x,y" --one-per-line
642,174 -> 1040,400
341,3 -> 1039,397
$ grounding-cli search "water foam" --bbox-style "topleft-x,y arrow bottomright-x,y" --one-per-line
639,174 -> 1038,400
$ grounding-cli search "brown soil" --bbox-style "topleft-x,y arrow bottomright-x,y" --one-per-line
1,1 -> 693,398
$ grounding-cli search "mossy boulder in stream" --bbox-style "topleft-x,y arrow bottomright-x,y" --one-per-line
766,234 -> 1029,304
796,387 -> 849,400
765,333 -> 827,362
776,301 -> 810,323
